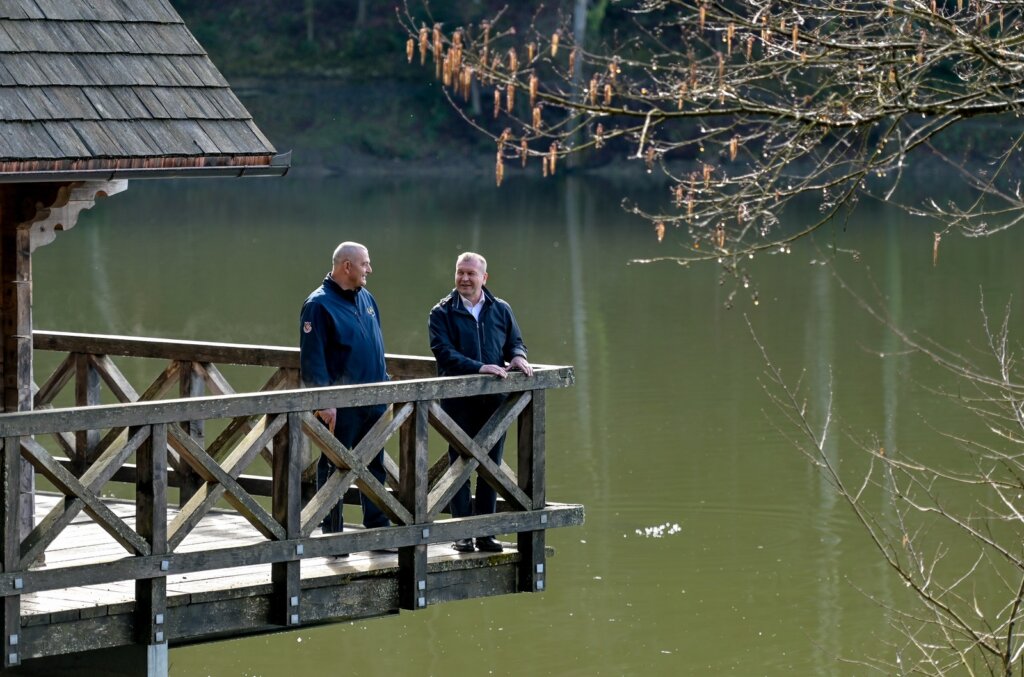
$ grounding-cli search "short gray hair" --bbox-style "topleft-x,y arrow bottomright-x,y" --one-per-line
332,241 -> 367,266
456,251 -> 487,272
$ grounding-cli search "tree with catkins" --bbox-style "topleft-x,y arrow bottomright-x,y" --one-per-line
400,0 -> 1024,273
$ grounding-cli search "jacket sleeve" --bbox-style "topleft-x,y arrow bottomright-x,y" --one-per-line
429,306 -> 483,375
299,301 -> 333,387
501,303 -> 528,362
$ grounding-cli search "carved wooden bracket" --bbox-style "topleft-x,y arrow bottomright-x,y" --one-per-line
21,180 -> 128,252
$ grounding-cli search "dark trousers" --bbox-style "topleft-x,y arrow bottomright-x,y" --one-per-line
317,405 -> 390,532
446,395 -> 507,518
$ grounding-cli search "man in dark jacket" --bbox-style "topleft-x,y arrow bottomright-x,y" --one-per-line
300,242 -> 390,538
429,252 -> 532,553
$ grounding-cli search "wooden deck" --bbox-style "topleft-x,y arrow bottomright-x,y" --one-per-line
0,331 -> 583,671
20,492 -> 562,651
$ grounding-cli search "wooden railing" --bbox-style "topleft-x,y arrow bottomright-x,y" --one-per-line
0,331 -> 578,667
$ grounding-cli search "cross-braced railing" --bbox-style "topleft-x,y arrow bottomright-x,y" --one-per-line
0,331 -> 579,668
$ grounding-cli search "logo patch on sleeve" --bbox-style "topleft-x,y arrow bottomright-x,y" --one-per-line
303,321 -> 312,334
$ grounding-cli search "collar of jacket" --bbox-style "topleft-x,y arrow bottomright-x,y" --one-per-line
323,274 -> 361,303
449,285 -> 495,312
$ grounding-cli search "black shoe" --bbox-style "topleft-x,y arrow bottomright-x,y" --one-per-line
370,547 -> 397,555
452,538 -> 475,553
331,552 -> 349,559
475,536 -> 503,553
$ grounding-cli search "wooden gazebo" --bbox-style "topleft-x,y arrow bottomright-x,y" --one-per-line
1,0 -> 287,673
0,0 -> 288,534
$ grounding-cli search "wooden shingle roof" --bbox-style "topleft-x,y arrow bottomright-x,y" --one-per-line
0,0 -> 288,181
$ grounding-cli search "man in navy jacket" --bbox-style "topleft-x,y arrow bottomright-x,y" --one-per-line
300,242 -> 390,537
429,252 -> 532,553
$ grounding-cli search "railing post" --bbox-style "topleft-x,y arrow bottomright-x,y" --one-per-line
272,412 -> 302,628
399,401 -> 429,610
1,436 -> 21,668
517,389 -> 546,592
135,423 -> 168,672
177,361 -> 204,506
282,368 -> 315,507
74,353 -> 100,475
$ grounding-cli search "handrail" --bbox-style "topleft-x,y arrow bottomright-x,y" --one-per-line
33,329 -> 438,378
0,368 -> 573,436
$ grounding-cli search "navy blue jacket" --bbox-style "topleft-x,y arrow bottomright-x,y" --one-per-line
428,287 -> 527,377
300,276 -> 387,415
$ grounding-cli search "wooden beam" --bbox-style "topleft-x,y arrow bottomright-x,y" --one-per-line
271,413 -> 302,628
398,401 -> 429,611
0,213 -> 35,546
20,427 -> 150,567
134,424 -> 167,648
0,437 -> 21,668
0,369 -> 575,439
165,426 -> 284,542
176,362 -> 204,506
517,390 -> 547,593
34,330 -> 440,379
0,505 -> 584,597
73,353 -> 100,473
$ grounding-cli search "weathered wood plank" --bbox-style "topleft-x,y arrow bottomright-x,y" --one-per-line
167,414 -> 285,551
176,361 -> 204,506
0,436 -> 22,667
32,353 -> 73,408
20,427 -> 150,567
298,409 -> 413,530
398,401 -> 429,611
0,368 -> 574,438
87,353 -> 138,403
0,505 -> 583,597
271,413 -> 301,628
134,423 -> 167,646
18,439 -> 149,557
73,353 -> 100,471
426,395 -> 533,517
165,425 -> 284,542
33,331 -> 439,377
517,390 -> 547,592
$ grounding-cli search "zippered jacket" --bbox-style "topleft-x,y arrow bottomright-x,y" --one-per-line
300,275 -> 388,417
428,286 -> 527,377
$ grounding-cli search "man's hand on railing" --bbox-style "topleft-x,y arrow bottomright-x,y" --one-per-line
509,355 -> 533,377
315,407 -> 337,433
479,364 -> 508,378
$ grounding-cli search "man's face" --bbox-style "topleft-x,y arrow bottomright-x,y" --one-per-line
455,257 -> 487,302
340,248 -> 372,289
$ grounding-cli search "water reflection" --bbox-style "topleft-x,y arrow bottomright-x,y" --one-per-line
30,174 -> 1024,675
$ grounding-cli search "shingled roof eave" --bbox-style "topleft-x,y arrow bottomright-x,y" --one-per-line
0,151 -> 291,183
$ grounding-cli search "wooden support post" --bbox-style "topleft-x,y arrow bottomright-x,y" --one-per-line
398,401 -> 429,610
135,423 -> 168,671
282,368 -> 315,507
272,413 -> 302,627
0,218 -> 34,544
517,390 -> 547,592
74,352 -> 100,474
177,361 -> 204,505
0,436 -> 21,668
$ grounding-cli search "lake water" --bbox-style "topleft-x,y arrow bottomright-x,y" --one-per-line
32,173 -> 1024,675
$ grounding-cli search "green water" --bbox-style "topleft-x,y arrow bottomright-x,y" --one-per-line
32,174 -> 1024,675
